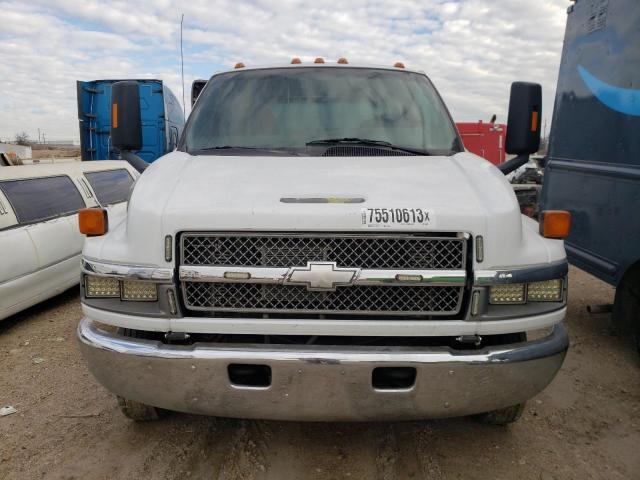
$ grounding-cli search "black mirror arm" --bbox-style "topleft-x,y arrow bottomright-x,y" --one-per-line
120,150 -> 149,173
498,154 -> 530,175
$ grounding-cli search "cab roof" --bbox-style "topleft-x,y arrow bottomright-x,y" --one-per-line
212,61 -> 426,77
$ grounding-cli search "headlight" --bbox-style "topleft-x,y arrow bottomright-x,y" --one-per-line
121,280 -> 158,301
489,283 -> 526,304
489,278 -> 564,304
84,275 -> 158,301
527,279 -> 563,302
85,275 -> 120,298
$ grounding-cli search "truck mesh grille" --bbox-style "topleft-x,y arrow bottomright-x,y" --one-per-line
181,233 -> 465,270
183,283 -> 463,315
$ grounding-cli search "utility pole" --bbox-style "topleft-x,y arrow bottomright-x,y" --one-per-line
38,128 -> 41,144
180,14 -> 185,119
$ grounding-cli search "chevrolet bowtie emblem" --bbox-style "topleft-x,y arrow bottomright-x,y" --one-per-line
286,262 -> 359,291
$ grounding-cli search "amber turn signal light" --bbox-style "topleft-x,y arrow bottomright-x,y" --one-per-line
540,210 -> 571,239
79,208 -> 108,236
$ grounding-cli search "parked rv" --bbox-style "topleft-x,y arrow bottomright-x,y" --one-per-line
0,161 -> 139,321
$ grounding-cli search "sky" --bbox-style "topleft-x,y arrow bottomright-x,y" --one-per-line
0,0 -> 568,143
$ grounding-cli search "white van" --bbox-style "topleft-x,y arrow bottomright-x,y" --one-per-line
0,161 -> 138,320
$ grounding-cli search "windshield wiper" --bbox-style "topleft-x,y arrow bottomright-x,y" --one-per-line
305,138 -> 433,156
189,146 -> 300,155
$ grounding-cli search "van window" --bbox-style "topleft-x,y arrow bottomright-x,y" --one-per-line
0,175 -> 85,224
84,169 -> 134,205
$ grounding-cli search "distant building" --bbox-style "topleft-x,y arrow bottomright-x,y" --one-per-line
0,143 -> 32,160
45,140 -> 79,147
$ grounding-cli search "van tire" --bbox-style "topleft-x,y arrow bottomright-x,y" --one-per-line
474,402 -> 526,425
612,264 -> 640,356
116,396 -> 164,421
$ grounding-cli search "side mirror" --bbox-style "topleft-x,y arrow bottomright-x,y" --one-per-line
499,82 -> 542,175
111,81 -> 142,151
191,79 -> 207,107
505,82 -> 541,155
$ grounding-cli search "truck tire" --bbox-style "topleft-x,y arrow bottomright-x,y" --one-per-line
612,265 -> 640,355
116,396 -> 164,421
473,402 -> 526,425
115,328 -> 166,421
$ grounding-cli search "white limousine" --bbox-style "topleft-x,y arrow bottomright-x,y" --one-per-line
0,161 -> 139,320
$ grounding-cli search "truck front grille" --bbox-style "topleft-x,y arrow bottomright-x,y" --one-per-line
183,283 -> 463,315
179,232 -> 467,317
181,233 -> 465,270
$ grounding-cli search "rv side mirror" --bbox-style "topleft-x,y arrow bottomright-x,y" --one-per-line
191,79 -> 207,107
111,81 -> 142,151
505,82 -> 541,155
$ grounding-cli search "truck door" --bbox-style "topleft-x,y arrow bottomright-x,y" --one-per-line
77,81 -> 114,161
135,80 -> 166,163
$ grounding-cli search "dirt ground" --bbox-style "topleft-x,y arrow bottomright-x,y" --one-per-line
31,146 -> 80,159
1,266 -> 639,480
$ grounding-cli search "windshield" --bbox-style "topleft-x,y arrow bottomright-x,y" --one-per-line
182,67 -> 461,155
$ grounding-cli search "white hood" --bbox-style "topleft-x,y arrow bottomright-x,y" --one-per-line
89,151 -> 564,268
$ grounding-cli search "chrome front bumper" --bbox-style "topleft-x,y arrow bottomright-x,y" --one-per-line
78,318 -> 568,421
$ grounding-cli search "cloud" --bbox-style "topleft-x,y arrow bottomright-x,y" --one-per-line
0,0 -> 567,142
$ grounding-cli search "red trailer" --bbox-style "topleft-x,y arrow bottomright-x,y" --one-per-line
456,121 -> 507,165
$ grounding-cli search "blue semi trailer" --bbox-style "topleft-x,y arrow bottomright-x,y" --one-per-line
76,79 -> 184,162
541,0 -> 640,351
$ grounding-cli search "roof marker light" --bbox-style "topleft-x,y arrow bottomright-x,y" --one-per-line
291,57 -> 302,64
394,62 -> 405,68
234,62 -> 245,69
314,57 -> 325,64
337,57 -> 348,64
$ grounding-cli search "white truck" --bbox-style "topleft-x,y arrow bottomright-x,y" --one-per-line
77,61 -> 570,424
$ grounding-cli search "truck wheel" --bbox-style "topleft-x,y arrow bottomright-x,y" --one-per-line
612,264 -> 640,356
116,396 -> 164,421
474,402 -> 525,425
115,328 -> 168,420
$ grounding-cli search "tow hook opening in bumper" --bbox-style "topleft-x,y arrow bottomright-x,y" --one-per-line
228,363 -> 272,388
372,367 -> 417,390
77,318 -> 569,421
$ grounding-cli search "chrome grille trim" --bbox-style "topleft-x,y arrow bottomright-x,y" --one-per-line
180,232 -> 467,270
179,266 -> 466,287
182,283 -> 464,316
82,258 -> 174,282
